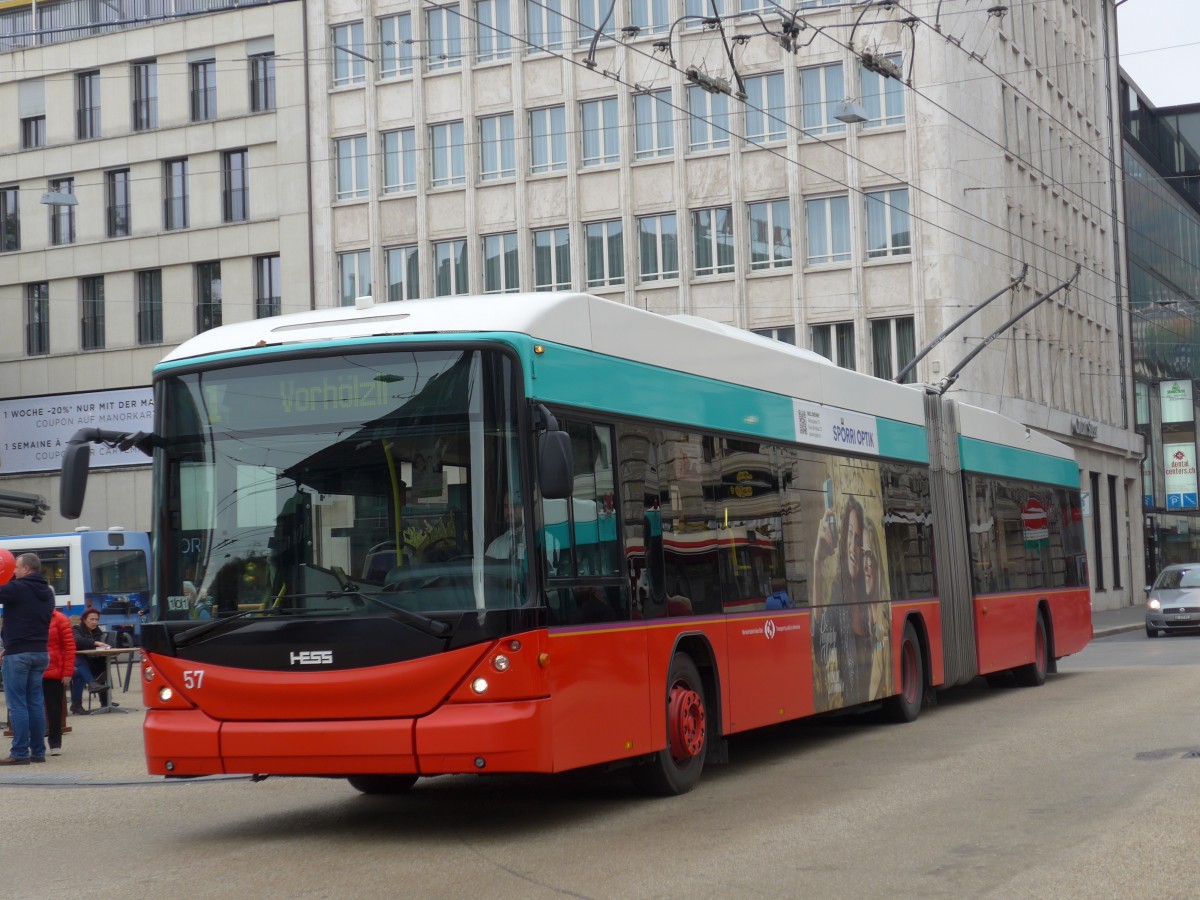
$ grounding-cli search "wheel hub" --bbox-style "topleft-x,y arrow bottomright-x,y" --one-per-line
668,683 -> 705,762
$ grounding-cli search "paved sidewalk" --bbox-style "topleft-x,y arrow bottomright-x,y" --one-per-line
1091,601 -> 1146,637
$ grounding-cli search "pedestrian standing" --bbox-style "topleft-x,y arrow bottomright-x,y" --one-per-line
43,608 -> 77,756
0,552 -> 55,764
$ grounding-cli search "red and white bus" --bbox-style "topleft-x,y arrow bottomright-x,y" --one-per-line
60,293 -> 1090,794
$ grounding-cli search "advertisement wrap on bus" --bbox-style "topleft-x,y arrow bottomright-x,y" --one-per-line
58,293 -> 1091,796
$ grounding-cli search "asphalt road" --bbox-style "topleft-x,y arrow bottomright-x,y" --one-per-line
3,631 -> 1199,899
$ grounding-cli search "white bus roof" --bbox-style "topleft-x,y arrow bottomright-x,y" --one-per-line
162,293 -> 928,427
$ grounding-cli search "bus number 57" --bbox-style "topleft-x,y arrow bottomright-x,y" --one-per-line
183,670 -> 205,690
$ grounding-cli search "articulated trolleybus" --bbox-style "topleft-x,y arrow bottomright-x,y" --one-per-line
61,293 -> 1090,795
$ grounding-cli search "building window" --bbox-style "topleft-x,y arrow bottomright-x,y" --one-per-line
585,220 -> 624,288
223,150 -> 249,223
48,177 -> 75,246
76,71 -> 101,139
383,129 -> 417,193
752,326 -> 795,344
255,255 -> 281,318
190,60 -> 216,122
479,114 -> 515,181
81,276 -> 105,350
483,232 -> 519,293
106,169 -> 131,238
196,262 -> 222,333
1090,472 -> 1104,590
1108,474 -> 1122,589
692,206 -> 734,276
0,186 -> 19,252
527,0 -> 566,51
861,55 -> 905,128
684,0 -> 723,24
249,53 -> 276,112
332,22 -> 366,86
21,116 -> 46,149
748,199 -> 791,270
386,245 -> 420,301
631,0 -> 670,34
806,195 -> 850,265
476,0 -> 511,61
137,270 -> 163,344
427,5 -> 463,72
430,121 -> 466,188
379,14 -> 414,77
26,283 -> 49,357
530,106 -> 567,174
687,85 -> 730,152
339,250 -> 371,306
163,159 -> 189,230
800,63 -> 845,136
870,316 -> 915,383
811,321 -> 855,370
638,213 -> 678,282
866,187 -> 910,258
744,72 -> 785,143
534,227 -> 571,290
434,238 -> 468,295
131,61 -> 157,131
634,90 -> 673,159
578,0 -> 615,45
581,98 -> 620,167
335,136 -> 369,200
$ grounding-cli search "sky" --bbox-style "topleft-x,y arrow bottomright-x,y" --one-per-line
1116,0 -> 1200,108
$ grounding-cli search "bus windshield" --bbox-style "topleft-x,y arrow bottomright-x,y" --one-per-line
156,348 -> 525,621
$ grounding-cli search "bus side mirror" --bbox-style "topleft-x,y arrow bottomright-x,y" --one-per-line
61,440 -> 93,520
538,431 -> 573,500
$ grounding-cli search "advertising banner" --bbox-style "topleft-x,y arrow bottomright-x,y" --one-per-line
1160,380 -> 1193,424
0,387 -> 154,475
1164,441 -> 1199,510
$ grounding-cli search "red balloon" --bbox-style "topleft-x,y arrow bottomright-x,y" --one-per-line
0,548 -> 14,585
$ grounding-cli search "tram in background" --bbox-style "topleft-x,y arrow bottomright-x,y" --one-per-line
0,528 -> 150,644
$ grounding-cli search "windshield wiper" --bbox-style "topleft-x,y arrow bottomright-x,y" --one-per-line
338,590 -> 452,637
175,607 -> 276,647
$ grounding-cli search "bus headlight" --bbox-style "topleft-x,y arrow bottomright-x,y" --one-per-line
471,677 -> 489,694
492,654 -> 510,672
158,686 -> 174,702
143,666 -> 156,683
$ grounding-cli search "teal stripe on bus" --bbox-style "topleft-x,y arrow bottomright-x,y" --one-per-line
958,435 -> 1078,488
527,340 -> 930,463
155,332 -> 932,463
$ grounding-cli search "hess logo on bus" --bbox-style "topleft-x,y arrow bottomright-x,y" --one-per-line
290,650 -> 333,665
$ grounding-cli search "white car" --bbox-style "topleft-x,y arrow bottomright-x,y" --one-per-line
1145,563 -> 1200,637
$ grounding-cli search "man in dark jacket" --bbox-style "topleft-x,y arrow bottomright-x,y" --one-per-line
0,553 -> 55,764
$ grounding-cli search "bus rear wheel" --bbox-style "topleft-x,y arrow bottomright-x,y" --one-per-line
347,774 -> 418,795
1014,612 -> 1049,687
882,621 -> 923,723
634,654 -> 707,796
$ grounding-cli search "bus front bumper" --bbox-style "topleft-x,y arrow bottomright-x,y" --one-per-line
144,699 -> 554,778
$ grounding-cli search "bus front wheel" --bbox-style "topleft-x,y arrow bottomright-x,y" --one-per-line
634,654 -> 707,796
347,774 -> 418,795
883,621 -> 924,723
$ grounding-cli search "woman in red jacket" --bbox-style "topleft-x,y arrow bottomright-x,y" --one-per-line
43,609 -> 77,755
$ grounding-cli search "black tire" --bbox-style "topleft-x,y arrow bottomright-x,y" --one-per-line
633,654 -> 708,796
116,631 -> 135,648
882,621 -> 924,723
1145,624 -> 1159,638
347,774 -> 418,795
1014,612 -> 1049,687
